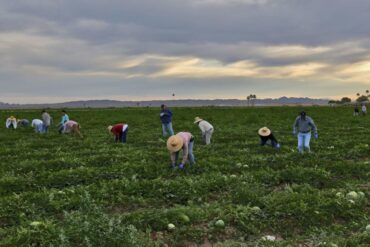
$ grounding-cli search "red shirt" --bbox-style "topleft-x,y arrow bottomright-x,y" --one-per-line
111,123 -> 126,137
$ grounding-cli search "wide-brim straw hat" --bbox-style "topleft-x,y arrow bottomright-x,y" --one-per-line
194,117 -> 203,124
258,127 -> 271,137
167,135 -> 183,152
107,125 -> 113,132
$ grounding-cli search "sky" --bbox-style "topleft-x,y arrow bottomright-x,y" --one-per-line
1,0 -> 370,103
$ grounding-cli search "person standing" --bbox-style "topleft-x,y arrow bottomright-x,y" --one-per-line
361,104 -> 367,115
160,104 -> 174,137
293,111 -> 318,153
167,132 -> 195,170
62,120 -> 83,138
258,127 -> 280,149
6,116 -> 17,129
353,105 -> 360,116
41,110 -> 52,133
194,117 -> 214,145
31,119 -> 44,133
58,110 -> 69,133
108,123 -> 129,143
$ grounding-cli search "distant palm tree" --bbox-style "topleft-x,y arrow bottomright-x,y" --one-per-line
247,94 -> 257,106
246,96 -> 251,106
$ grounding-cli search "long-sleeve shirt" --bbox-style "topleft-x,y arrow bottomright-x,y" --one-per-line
32,119 -> 43,127
111,123 -> 128,139
63,120 -> 78,133
18,119 -> 30,127
6,118 -> 17,128
293,116 -> 317,134
170,132 -> 193,164
160,109 -> 173,124
42,112 -> 52,126
59,114 -> 69,125
259,133 -> 279,147
198,120 -> 213,133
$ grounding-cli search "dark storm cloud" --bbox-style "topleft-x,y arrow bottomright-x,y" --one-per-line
1,0 -> 370,103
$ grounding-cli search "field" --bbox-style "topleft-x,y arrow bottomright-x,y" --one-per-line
0,106 -> 369,246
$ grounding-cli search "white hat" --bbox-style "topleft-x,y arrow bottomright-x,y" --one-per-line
194,117 -> 203,124
107,125 -> 113,132
167,135 -> 183,152
258,127 -> 271,137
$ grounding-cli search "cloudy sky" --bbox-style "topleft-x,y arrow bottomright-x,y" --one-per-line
1,0 -> 370,103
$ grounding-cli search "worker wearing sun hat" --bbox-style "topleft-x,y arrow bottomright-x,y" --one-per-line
167,132 -> 195,169
194,117 -> 214,145
258,127 -> 280,149
6,116 -> 17,129
108,123 -> 128,143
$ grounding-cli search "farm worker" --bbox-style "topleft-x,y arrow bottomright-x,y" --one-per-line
63,120 -> 83,138
361,104 -> 367,115
41,110 -> 52,133
108,123 -> 129,143
31,119 -> 44,133
17,119 -> 30,128
353,105 -> 359,116
58,110 -> 69,133
293,111 -> 318,153
5,116 -> 17,129
160,104 -> 174,137
167,132 -> 195,170
194,117 -> 214,145
258,127 -> 280,149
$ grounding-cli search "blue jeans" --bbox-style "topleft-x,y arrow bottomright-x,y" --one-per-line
162,122 -> 174,137
43,125 -> 49,133
175,140 -> 195,165
35,124 -> 44,133
120,127 -> 128,143
298,132 -> 311,153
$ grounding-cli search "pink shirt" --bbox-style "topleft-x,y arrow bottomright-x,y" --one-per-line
171,132 -> 193,164
64,120 -> 78,133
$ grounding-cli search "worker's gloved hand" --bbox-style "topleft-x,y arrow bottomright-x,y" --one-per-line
179,163 -> 185,170
314,133 -> 318,140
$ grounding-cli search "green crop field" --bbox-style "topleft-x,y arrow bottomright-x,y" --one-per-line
0,107 -> 369,246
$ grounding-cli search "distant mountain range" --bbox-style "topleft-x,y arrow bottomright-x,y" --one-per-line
0,97 -> 330,109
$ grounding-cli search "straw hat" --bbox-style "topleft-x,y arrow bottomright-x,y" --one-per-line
167,135 -> 183,152
258,127 -> 271,137
107,125 -> 113,132
194,117 -> 203,124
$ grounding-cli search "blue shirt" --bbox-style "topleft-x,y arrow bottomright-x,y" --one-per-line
60,114 -> 69,125
160,109 -> 172,124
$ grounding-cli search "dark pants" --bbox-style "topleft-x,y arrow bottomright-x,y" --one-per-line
260,134 -> 279,148
119,127 -> 128,143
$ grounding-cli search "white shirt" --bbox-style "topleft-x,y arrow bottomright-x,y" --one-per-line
32,119 -> 43,127
362,105 -> 367,112
198,120 -> 213,133
6,118 -> 17,128
122,124 -> 128,132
